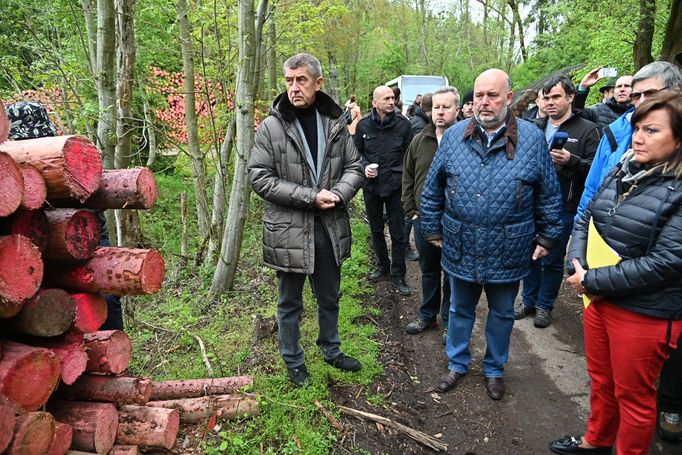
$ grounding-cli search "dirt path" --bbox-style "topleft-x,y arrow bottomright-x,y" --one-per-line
331,254 -> 679,454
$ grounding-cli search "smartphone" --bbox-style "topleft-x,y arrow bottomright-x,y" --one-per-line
550,132 -> 569,150
598,67 -> 618,78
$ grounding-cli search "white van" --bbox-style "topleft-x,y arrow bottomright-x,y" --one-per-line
385,75 -> 449,114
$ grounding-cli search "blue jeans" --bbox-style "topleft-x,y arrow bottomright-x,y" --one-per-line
521,210 -> 574,311
277,218 -> 342,368
413,219 -> 451,323
364,190 -> 407,280
446,277 -> 520,377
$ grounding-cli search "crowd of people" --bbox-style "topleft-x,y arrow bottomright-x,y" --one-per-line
247,52 -> 682,455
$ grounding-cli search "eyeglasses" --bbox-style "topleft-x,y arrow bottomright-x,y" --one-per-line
630,86 -> 669,101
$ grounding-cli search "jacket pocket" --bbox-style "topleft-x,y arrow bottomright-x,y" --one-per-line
515,178 -> 533,211
445,175 -> 458,205
442,214 -> 462,263
502,219 -> 535,268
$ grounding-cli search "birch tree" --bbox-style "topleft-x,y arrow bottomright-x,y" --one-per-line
96,0 -> 117,168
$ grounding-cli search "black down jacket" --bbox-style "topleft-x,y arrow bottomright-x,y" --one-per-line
567,159 -> 682,320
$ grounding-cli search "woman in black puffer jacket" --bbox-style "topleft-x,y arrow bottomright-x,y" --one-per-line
550,91 -> 682,455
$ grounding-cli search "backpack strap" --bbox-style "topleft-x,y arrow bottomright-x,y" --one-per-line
604,125 -> 618,153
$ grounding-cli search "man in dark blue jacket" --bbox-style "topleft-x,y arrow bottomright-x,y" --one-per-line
420,69 -> 562,400
354,86 -> 414,296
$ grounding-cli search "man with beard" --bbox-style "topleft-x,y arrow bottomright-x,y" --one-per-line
420,69 -> 562,400
402,86 -> 460,336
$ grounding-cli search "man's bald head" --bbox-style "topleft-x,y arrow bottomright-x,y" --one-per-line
473,69 -> 514,132
372,86 -> 396,119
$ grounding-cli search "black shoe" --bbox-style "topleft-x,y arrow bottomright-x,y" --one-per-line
484,377 -> 505,400
549,436 -> 612,454
406,247 -> 419,261
406,319 -> 437,334
514,303 -> 535,320
658,411 -> 682,442
393,279 -> 412,296
436,371 -> 464,392
325,353 -> 361,372
534,307 -> 552,328
368,268 -> 389,283
287,365 -> 310,388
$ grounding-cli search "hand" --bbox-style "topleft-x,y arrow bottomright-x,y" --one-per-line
315,189 -> 340,210
580,66 -> 604,89
365,166 -> 377,179
550,148 -> 571,166
532,245 -> 549,260
428,239 -> 443,248
566,258 -> 591,296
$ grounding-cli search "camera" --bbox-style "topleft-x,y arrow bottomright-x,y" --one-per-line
597,67 -> 618,78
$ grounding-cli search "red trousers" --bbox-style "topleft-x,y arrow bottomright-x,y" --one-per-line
583,300 -> 682,455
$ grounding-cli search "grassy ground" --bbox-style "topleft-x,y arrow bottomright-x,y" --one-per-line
126,174 -> 381,454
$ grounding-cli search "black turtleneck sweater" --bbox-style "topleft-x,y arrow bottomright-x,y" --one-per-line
296,104 -> 318,167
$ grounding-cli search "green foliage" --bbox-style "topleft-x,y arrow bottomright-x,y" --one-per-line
128,176 -> 382,453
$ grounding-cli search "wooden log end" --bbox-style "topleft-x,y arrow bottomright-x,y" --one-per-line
63,136 -> 102,201
84,330 -> 132,375
117,406 -> 179,450
0,151 -> 24,217
19,164 -> 47,210
71,293 -> 108,334
63,210 -> 100,259
47,422 -> 73,455
8,411 -> 55,455
140,250 -> 165,294
10,209 -> 50,252
0,342 -> 61,411
0,398 -> 16,453
57,343 -> 89,385
0,235 -> 43,317
13,288 -> 75,337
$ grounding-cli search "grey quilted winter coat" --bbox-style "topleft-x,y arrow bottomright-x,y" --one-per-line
420,112 -> 563,284
248,91 -> 364,274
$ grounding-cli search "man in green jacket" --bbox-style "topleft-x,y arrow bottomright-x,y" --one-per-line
402,86 -> 460,336
248,53 -> 365,387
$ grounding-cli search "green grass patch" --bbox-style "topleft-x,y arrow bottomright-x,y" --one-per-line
128,177 -> 382,453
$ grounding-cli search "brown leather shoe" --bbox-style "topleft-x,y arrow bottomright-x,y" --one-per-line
437,371 -> 464,392
484,377 -> 505,400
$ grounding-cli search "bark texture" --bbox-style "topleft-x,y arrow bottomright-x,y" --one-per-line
149,376 -> 253,400
147,394 -> 259,423
59,375 -> 152,405
116,405 -> 179,449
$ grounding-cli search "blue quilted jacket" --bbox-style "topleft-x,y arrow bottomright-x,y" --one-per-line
420,113 -> 562,284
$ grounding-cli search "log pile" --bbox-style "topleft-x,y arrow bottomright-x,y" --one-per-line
0,130 -> 257,454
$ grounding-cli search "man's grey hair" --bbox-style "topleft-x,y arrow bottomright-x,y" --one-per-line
283,53 -> 323,79
433,86 -> 461,106
633,61 -> 682,89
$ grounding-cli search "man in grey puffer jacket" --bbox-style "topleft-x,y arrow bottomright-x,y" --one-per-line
248,53 -> 364,387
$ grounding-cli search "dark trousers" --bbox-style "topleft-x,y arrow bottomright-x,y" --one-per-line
364,189 -> 407,280
413,218 -> 450,323
276,218 -> 342,369
659,337 -> 682,413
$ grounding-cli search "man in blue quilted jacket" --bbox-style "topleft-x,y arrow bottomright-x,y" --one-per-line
420,69 -> 562,400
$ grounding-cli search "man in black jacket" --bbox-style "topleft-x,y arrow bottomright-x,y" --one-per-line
574,66 -> 633,128
516,75 -> 600,328
355,86 -> 414,296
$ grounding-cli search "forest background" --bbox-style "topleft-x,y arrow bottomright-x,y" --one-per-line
0,0 -> 680,453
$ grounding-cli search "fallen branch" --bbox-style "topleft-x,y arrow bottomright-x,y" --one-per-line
313,400 -> 344,432
337,405 -> 448,452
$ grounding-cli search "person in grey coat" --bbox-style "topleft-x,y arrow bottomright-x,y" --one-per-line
248,53 -> 364,387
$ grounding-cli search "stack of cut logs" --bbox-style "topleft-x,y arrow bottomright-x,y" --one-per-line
0,103 -> 257,455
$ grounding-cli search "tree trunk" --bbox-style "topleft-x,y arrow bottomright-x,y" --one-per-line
84,330 -> 132,374
7,412 -> 55,455
51,168 -> 159,210
81,0 -> 98,75
96,0 -> 117,168
0,396 -> 15,453
114,0 -> 137,170
149,376 -> 254,400
44,247 -> 165,296
71,293 -> 108,334
18,164 -> 47,210
110,446 -> 139,455
8,288 -> 75,337
508,0 -> 527,62
44,209 -> 101,260
267,3 -> 278,98
176,0 -> 211,235
633,0 -> 656,70
0,135 -> 103,202
660,0 -> 682,62
6,209 -> 50,252
142,91 -> 158,168
207,115 -> 236,261
0,341 -> 61,411
0,151 -> 24,217
210,0 -> 267,294
59,375 -> 152,405
47,421 -> 73,455
116,405 -> 179,450
0,235 -> 43,318
147,394 -> 259,423
49,401 -> 118,454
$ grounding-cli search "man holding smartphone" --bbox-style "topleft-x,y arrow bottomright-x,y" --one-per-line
516,75 -> 600,328
573,66 -> 633,128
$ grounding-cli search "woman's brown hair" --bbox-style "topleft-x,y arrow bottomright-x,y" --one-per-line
631,90 -> 682,179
